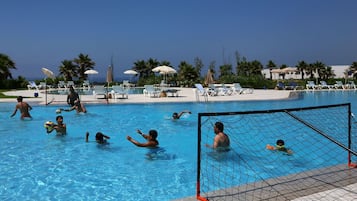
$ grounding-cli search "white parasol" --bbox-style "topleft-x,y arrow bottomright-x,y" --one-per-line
152,65 -> 176,84
152,65 -> 176,74
124,69 -> 138,75
42,68 -> 55,79
84,69 -> 99,74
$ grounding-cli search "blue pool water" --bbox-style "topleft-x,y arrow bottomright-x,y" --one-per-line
1,90 -> 357,200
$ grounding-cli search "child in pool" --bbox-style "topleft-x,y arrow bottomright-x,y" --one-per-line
266,139 -> 293,155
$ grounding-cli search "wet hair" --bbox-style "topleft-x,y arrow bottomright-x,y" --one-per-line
17,96 -> 23,101
276,139 -> 285,146
149,130 -> 158,139
56,115 -> 63,121
215,122 -> 224,132
96,132 -> 104,142
172,112 -> 178,118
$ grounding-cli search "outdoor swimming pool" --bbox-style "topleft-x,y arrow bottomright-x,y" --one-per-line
1,90 -> 357,201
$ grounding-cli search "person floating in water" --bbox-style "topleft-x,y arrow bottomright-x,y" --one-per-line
86,132 -> 110,144
46,115 -> 67,135
172,110 -> 191,120
206,121 -> 230,152
127,129 -> 159,148
266,139 -> 293,155
10,96 -> 33,120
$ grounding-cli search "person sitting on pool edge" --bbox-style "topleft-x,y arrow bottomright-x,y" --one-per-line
127,129 -> 159,148
172,110 -> 191,120
85,132 -> 110,144
266,139 -> 293,155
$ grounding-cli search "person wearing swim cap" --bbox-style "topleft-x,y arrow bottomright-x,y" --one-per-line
127,129 -> 159,148
206,121 -> 230,152
266,139 -> 293,155
10,96 -> 32,120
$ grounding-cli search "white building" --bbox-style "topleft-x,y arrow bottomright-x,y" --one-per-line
262,65 -> 351,80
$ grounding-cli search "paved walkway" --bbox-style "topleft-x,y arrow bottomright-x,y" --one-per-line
1,87 -> 294,105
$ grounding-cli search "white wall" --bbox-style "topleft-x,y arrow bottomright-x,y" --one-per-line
262,65 -> 351,80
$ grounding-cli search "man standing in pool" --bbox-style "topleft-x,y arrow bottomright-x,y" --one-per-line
127,129 -> 159,148
206,121 -> 230,151
67,86 -> 79,106
10,96 -> 32,120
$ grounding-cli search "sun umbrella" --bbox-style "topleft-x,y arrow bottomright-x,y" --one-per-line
84,69 -> 99,74
204,69 -> 214,85
107,66 -> 113,83
123,69 -> 138,75
152,65 -> 176,74
42,68 -> 55,79
152,65 -> 176,84
41,68 -> 55,106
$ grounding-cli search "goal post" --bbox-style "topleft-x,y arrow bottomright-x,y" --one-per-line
196,103 -> 357,200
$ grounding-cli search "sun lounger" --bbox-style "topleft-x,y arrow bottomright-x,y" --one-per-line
306,81 -> 318,90
111,85 -> 128,99
319,81 -> 333,90
233,83 -> 253,94
143,85 -> 160,98
334,81 -> 345,89
27,81 -> 39,90
93,85 -> 108,99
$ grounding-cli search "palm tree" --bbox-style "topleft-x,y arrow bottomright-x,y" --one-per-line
349,62 -> 357,79
0,53 -> 16,80
178,61 -> 198,86
296,61 -> 308,79
73,53 -> 95,81
133,59 -> 147,78
266,60 -> 276,80
59,60 -> 77,81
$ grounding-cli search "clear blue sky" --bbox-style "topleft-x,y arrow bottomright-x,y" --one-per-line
2,0 -> 357,80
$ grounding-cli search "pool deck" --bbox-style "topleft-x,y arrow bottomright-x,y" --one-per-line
2,87 -> 357,200
1,87 -> 295,104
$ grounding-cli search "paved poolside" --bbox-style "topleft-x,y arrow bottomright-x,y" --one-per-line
1,87 -> 294,104
2,87 -> 357,200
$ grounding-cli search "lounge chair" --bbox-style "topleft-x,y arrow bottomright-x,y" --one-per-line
66,81 -> 75,88
276,82 -> 285,90
334,81 -> 345,89
27,81 -> 39,90
143,85 -> 160,98
93,85 -> 108,99
57,81 -> 67,89
111,85 -> 128,99
194,83 -> 209,101
347,81 -> 357,89
232,83 -> 253,94
306,81 -> 317,90
82,80 -> 90,89
285,82 -> 298,90
319,81 -> 333,90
